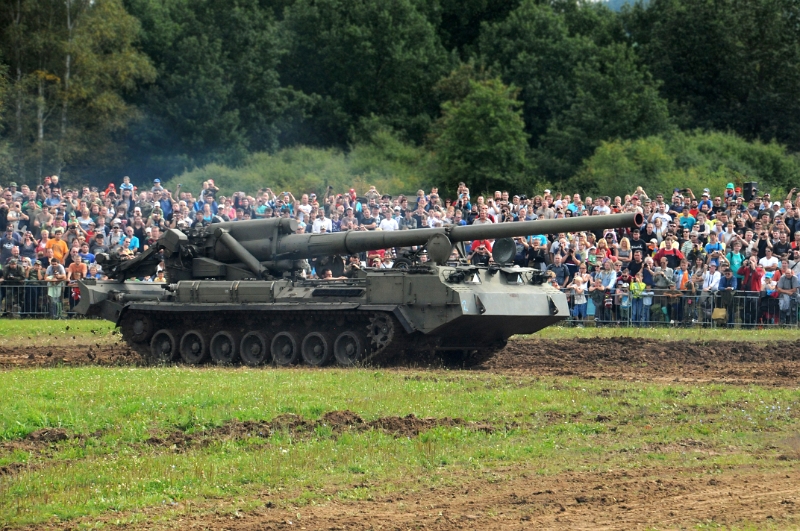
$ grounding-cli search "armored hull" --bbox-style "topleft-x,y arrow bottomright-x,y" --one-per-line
76,212 -> 642,366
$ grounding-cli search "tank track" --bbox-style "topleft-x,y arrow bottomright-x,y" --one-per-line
118,309 -> 434,367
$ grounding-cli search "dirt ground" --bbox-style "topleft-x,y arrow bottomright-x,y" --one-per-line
128,465 -> 799,531
3,337 -> 800,386
5,337 -> 800,530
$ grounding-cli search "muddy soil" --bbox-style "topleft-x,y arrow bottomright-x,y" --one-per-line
484,337 -> 800,385
3,337 -> 800,385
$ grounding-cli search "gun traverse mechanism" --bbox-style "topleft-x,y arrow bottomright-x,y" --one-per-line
77,213 -> 642,367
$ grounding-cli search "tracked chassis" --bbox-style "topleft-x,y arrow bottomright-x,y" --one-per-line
76,213 -> 642,366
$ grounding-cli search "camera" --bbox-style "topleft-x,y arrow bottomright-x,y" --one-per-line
680,188 -> 690,194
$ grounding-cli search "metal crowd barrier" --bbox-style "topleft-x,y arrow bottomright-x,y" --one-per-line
561,287 -> 800,328
0,281 -> 81,319
2,281 -> 797,327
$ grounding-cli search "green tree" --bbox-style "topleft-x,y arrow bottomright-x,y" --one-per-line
279,0 -> 450,147
480,0 -> 670,182
479,0 -> 591,146
123,0 -> 297,179
431,78 -> 528,194
428,0 -> 521,55
625,0 -> 800,150
0,0 -> 154,183
539,43 -> 671,181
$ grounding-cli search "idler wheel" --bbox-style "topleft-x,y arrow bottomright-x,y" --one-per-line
271,332 -> 299,366
150,329 -> 177,363
123,313 -> 154,344
179,330 -> 208,365
210,331 -> 239,366
301,332 -> 333,367
240,332 -> 269,367
334,331 -> 365,367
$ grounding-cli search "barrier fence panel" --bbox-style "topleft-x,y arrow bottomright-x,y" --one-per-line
561,288 -> 799,328
1,281 -> 798,326
0,281 -> 81,319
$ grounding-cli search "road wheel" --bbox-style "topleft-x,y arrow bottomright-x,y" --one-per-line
334,331 -> 365,367
240,331 -> 269,367
271,331 -> 300,366
210,331 -> 239,366
301,332 -> 333,367
179,330 -> 208,365
150,329 -> 177,363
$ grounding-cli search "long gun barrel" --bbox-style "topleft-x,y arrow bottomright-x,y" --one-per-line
103,212 -> 643,281
212,213 -> 643,263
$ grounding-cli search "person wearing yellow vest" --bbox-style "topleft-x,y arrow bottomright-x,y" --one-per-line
630,272 -> 647,326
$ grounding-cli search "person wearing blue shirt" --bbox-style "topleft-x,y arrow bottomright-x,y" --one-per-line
194,194 -> 217,215
704,232 -> 725,267
152,189 -> 173,221
697,192 -> 713,211
78,242 -> 95,264
124,226 -> 140,252
678,207 -> 696,230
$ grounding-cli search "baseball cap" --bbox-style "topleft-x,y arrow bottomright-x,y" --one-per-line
153,179 -> 161,183
726,183 -> 734,189
9,182 -> 17,187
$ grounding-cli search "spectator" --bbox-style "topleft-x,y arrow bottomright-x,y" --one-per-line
45,228 -> 69,264
546,254 -> 570,288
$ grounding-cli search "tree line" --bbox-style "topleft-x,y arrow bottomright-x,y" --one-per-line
0,0 -> 799,196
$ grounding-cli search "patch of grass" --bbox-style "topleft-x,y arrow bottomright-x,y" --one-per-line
0,367 -> 798,526
0,319 -> 116,346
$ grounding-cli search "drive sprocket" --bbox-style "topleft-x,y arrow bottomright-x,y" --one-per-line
366,314 -> 394,354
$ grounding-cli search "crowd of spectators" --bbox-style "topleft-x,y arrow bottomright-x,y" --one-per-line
1,175 -> 800,325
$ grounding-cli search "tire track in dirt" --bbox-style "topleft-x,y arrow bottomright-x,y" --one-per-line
3,337 -> 800,385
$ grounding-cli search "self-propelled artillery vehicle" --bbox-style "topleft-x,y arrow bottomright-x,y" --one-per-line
75,212 -> 642,367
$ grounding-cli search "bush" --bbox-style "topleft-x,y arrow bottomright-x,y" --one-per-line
165,129 -> 433,198
574,130 -> 800,198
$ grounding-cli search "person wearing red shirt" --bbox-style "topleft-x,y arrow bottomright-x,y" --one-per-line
738,255 -> 765,326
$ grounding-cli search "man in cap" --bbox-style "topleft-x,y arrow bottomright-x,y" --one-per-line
90,232 -> 109,255
7,182 -> 22,202
151,178 -> 164,192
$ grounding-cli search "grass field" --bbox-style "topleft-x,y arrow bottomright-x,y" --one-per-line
1,364 -> 799,527
1,321 -> 799,528
1,318 -> 798,346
